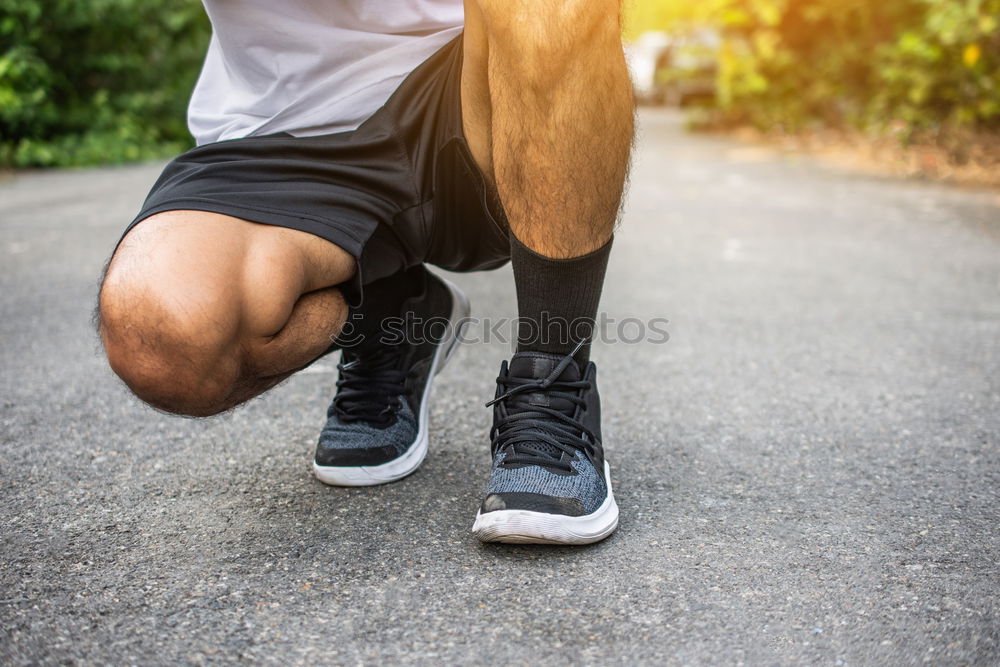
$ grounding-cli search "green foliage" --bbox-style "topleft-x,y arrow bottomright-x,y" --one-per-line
715,0 -> 919,130
873,0 -> 1000,131
630,0 -> 1000,133
0,0 -> 209,167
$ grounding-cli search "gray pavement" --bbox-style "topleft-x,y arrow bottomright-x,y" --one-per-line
1,110 -> 998,665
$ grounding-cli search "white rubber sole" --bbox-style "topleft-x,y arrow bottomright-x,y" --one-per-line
471,460 -> 619,545
313,275 -> 470,487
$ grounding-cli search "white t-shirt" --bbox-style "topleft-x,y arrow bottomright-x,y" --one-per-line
189,0 -> 465,145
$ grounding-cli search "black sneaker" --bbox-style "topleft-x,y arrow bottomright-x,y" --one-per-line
472,346 -> 619,544
313,270 -> 469,486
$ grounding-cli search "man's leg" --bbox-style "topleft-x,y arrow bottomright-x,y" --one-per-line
99,211 -> 355,417
463,0 -> 633,360
463,0 -> 632,254
462,0 -> 634,544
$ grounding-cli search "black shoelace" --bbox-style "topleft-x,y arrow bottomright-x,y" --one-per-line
332,346 -> 409,427
486,344 -> 598,473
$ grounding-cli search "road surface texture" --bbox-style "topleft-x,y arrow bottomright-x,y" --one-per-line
2,110 -> 998,665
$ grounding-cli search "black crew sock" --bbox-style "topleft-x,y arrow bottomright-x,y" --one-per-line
510,232 -> 612,365
339,265 -> 426,350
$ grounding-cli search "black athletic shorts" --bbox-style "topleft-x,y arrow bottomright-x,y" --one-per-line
123,34 -> 510,305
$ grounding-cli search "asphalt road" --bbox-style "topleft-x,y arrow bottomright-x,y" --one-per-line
2,110 -> 998,665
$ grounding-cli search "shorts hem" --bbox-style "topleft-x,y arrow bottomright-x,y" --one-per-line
125,197 -> 369,255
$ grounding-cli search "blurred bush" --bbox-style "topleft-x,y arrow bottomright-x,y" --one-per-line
873,0 -> 999,131
630,0 -> 1000,136
0,0 -> 209,168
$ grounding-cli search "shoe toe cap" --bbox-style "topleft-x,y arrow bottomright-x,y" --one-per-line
480,492 -> 585,517
314,444 -> 401,467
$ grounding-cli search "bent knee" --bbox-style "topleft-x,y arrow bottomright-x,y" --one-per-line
98,267 -> 241,417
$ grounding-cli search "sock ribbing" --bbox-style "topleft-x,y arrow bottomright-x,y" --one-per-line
510,233 -> 612,364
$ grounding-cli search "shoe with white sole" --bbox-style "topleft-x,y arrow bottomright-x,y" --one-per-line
472,347 -> 619,545
313,268 -> 469,487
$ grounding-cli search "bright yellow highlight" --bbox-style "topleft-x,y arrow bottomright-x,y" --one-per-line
963,44 -> 982,68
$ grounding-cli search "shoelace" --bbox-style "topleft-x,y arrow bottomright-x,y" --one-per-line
332,346 -> 409,427
486,343 -> 598,474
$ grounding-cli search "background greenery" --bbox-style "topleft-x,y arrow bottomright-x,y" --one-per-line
0,0 -> 208,167
1,0 -> 997,168
627,0 -> 1000,138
